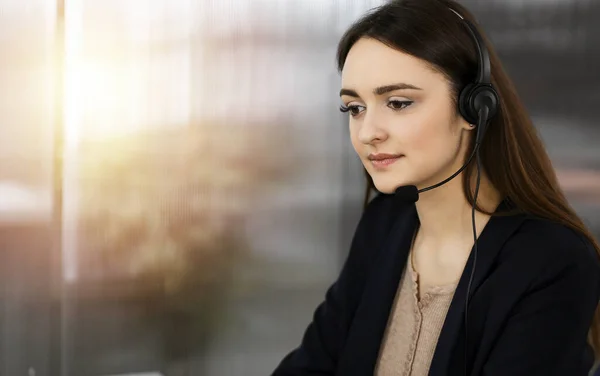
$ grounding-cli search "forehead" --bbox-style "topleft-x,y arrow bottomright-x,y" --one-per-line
341,37 -> 447,92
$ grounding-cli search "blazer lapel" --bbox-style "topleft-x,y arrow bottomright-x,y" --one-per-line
428,200 -> 527,375
337,202 -> 419,376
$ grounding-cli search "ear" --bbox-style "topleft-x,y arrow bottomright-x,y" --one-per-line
451,102 -> 474,131
457,113 -> 475,131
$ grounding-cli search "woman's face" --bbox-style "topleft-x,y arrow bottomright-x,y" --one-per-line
340,37 -> 473,194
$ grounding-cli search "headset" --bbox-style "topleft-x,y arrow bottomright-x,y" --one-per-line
447,7 -> 500,375
418,9 -> 499,195
406,6 -> 500,374
382,5 -> 500,374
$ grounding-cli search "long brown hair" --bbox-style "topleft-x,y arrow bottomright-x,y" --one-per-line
337,0 -> 600,357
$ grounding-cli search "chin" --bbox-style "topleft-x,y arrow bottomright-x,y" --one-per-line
371,175 -> 415,194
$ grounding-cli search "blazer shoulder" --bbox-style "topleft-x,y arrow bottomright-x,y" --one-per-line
358,192 -> 414,238
362,192 -> 394,217
503,215 -> 600,278
346,192 -> 410,265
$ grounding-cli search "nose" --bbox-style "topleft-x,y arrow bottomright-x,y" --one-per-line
357,110 -> 387,145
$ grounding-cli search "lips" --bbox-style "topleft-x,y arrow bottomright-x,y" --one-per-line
370,157 -> 400,167
368,153 -> 403,168
368,153 -> 402,161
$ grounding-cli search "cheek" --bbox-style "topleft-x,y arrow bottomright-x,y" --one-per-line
349,124 -> 363,154
393,114 -> 440,152
398,113 -> 457,164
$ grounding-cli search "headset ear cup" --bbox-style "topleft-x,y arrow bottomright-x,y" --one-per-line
472,85 -> 499,120
458,83 -> 499,126
458,83 -> 478,125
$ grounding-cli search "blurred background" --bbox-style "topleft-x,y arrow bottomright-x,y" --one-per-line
0,0 -> 599,375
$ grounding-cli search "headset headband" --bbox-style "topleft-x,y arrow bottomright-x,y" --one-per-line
448,8 -> 491,85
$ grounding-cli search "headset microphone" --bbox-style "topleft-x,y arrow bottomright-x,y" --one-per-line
391,8 -> 498,376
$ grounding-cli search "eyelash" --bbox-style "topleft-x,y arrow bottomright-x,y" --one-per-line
339,100 -> 413,117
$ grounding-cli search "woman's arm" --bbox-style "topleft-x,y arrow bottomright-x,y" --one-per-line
482,242 -> 600,376
271,194 -> 393,376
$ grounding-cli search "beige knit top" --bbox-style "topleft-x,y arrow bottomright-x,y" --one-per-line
375,249 -> 458,376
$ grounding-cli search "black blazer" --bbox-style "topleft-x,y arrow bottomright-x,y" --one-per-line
272,193 -> 600,376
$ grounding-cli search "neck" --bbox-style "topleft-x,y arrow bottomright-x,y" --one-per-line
414,172 -> 500,244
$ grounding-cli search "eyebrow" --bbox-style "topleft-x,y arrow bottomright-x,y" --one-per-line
339,82 -> 423,98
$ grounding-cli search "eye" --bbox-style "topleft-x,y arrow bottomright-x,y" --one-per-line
339,104 -> 365,117
388,100 -> 413,111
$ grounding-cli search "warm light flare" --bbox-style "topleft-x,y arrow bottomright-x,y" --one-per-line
58,0 -> 290,288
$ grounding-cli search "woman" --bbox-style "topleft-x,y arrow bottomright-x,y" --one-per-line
272,0 -> 600,375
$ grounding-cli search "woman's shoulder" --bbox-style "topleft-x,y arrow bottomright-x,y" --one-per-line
511,216 -> 596,259
500,214 -> 600,281
361,192 -> 396,220
357,192 -> 412,236
343,192 -> 411,266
